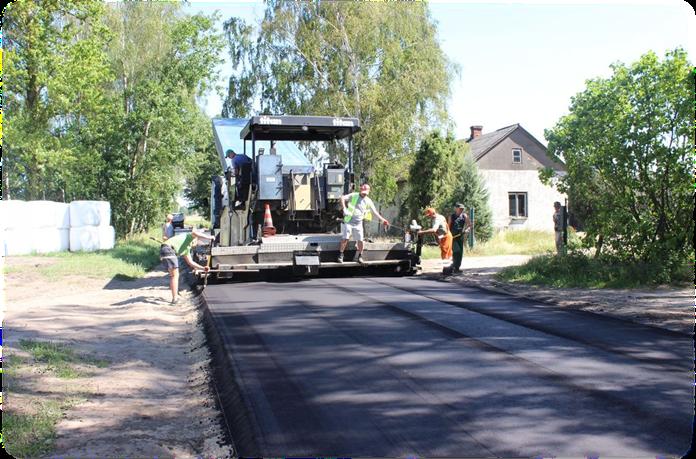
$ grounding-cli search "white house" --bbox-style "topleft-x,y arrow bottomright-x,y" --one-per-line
466,124 -> 567,231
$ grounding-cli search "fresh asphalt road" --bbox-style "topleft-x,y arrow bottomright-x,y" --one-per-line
204,274 -> 693,457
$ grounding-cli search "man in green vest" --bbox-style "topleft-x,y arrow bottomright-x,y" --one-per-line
338,183 -> 390,264
160,228 -> 214,303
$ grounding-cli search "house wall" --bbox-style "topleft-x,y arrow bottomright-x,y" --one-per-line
479,169 -> 567,231
476,129 -> 565,171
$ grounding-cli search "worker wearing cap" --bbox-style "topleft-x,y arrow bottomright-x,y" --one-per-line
160,228 -> 214,303
450,203 -> 472,273
225,149 -> 252,207
162,214 -> 175,241
418,207 -> 453,264
338,183 -> 389,264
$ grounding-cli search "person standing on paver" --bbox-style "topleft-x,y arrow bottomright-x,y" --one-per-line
338,183 -> 390,264
449,203 -> 472,273
419,207 -> 453,265
162,214 -> 175,241
225,149 -> 253,208
160,229 -> 214,303
553,201 -> 563,255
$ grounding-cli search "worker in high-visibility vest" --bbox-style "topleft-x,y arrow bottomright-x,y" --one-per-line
160,227 -> 214,303
418,207 -> 453,264
338,183 -> 390,264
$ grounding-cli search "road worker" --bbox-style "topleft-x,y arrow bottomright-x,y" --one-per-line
225,149 -> 252,208
160,228 -> 214,303
162,213 -> 175,241
338,183 -> 390,264
449,203 -> 472,273
553,201 -> 563,255
418,207 -> 453,265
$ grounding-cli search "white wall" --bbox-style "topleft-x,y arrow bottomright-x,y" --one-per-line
479,170 -> 567,231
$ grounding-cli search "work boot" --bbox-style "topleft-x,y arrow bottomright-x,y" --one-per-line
337,252 -> 344,263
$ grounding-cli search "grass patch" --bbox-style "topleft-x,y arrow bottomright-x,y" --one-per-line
18,339 -> 109,379
5,230 -> 161,281
2,354 -> 28,376
2,399 -> 68,458
421,229 -> 557,259
497,253 -> 692,288
185,214 -> 211,229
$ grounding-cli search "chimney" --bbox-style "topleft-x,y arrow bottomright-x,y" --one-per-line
470,125 -> 483,140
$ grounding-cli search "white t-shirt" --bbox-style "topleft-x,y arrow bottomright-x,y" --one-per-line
430,214 -> 448,236
343,193 -> 377,225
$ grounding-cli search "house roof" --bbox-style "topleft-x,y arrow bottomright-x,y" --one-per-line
466,123 -> 520,161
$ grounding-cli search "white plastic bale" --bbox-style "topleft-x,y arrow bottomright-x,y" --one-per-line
100,225 -> 115,250
0,200 -> 29,230
60,228 -> 70,251
24,201 -> 70,229
53,202 -> 70,228
69,225 -> 115,252
32,228 -> 70,254
69,201 -> 111,227
2,229 -> 34,255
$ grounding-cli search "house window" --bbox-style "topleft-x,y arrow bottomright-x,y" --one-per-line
508,192 -> 527,218
512,148 -> 522,164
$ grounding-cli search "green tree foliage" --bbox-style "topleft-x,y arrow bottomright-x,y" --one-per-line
97,2 -> 224,235
406,131 -> 492,241
222,0 -> 454,202
544,49 -> 694,279
3,1 -> 224,236
3,0 -> 112,201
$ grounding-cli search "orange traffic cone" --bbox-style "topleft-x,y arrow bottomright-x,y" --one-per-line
262,203 -> 276,237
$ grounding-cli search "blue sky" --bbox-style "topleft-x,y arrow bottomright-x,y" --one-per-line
186,0 -> 695,144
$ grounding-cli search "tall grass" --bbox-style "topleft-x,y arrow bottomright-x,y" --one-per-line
421,229 -> 556,259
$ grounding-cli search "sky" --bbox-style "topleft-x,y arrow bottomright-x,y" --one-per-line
185,0 -> 695,144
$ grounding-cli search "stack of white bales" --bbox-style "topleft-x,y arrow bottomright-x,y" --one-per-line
69,201 -> 115,251
0,200 -> 71,255
1,200 -> 32,256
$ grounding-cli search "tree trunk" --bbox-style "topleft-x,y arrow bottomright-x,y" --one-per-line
594,234 -> 604,259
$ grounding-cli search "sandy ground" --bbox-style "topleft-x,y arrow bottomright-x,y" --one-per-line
2,257 -> 233,458
421,255 -> 693,336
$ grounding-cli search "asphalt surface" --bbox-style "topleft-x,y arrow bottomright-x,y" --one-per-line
203,274 -> 693,457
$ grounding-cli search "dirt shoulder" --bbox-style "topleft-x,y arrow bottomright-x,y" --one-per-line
420,255 -> 692,336
2,257 -> 233,458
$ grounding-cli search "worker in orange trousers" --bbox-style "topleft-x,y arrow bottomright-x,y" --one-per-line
418,207 -> 453,263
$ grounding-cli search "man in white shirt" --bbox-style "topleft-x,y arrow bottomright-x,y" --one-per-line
338,183 -> 389,264
162,214 -> 175,241
418,207 -> 453,264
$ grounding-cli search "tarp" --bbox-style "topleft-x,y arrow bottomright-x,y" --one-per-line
212,118 -> 314,175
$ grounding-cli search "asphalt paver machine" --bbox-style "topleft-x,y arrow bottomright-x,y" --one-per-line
203,115 -> 420,279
